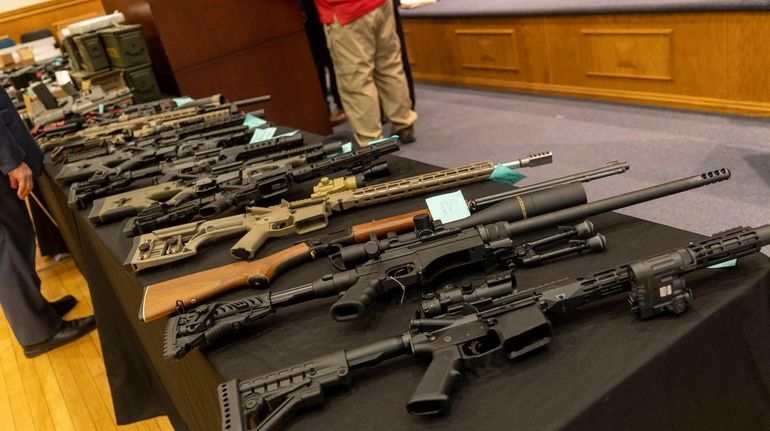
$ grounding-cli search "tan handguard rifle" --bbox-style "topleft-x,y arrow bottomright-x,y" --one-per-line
137,160 -> 632,322
88,152 -> 331,224
127,152 -> 554,271
38,95 -> 271,150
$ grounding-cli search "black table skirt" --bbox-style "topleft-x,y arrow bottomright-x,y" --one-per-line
37,150 -> 770,431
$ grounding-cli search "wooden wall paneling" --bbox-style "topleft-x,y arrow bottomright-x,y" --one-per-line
544,13 -> 728,99
142,0 -> 305,72
0,0 -> 104,44
725,12 -> 770,103
173,30 -> 332,134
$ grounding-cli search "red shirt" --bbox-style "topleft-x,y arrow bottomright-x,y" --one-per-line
314,0 -> 386,25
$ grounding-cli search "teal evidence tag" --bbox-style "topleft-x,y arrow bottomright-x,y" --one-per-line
172,96 -> 193,107
708,259 -> 737,269
274,130 -> 300,138
489,164 -> 526,185
370,135 -> 399,147
243,113 -> 267,128
341,142 -> 353,153
250,127 -> 277,143
98,103 -> 104,114
425,190 -> 470,224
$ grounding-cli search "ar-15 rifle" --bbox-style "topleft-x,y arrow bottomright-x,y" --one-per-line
89,142 -> 398,230
50,108 -> 258,163
121,139 -> 401,235
66,132 -> 315,208
85,136 -> 342,219
138,161 -> 637,321
217,224 -> 770,431
159,168 -> 730,357
38,95 -> 271,150
128,151 -> 558,271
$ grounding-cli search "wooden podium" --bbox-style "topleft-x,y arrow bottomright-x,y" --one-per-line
101,0 -> 332,134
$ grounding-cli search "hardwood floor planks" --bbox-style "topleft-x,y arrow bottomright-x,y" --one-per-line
0,253 -> 178,431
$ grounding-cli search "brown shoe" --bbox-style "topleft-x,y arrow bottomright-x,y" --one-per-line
395,125 -> 416,144
23,315 -> 96,358
329,109 -> 347,126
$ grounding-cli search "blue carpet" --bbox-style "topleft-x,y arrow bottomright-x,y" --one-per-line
336,83 -> 770,254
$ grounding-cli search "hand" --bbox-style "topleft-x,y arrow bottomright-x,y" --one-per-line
8,162 -> 33,200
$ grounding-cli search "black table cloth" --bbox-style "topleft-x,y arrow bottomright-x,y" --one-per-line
37,145 -> 770,431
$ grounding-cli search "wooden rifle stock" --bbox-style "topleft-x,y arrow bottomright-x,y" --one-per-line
351,209 -> 430,242
140,243 -> 314,322
140,208 -> 433,322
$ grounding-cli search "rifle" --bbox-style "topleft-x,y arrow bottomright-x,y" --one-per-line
158,169 -> 730,354
38,95 -> 271,150
50,109 -> 258,163
89,142 -> 398,230
120,140 -> 401,235
139,179 -> 587,322
66,133 -> 321,208
217,224 -> 770,431
128,152 -> 558,271
85,137 -> 344,221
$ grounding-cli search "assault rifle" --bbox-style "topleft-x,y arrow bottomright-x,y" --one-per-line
65,133 -> 319,208
217,224 -> 770,431
49,109 -> 258,163
85,137 -> 344,219
159,168 -> 730,355
92,140 -> 399,228
38,95 -> 271,150
140,177 -> 586,322
128,151 -> 559,271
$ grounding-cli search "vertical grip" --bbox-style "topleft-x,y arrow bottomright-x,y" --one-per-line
406,346 -> 464,416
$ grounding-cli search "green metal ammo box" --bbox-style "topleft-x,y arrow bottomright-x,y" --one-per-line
61,35 -> 83,72
99,25 -> 151,68
120,63 -> 161,103
73,32 -> 110,73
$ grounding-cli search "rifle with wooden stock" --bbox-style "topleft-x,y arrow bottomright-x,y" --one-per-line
217,223 -> 770,431
128,151 -> 560,271
156,168 -> 731,360
139,161 -> 636,323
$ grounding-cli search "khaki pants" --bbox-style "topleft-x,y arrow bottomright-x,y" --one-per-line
324,1 -> 417,145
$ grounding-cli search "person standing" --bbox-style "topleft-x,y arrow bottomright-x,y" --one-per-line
314,0 -> 418,146
0,86 -> 95,358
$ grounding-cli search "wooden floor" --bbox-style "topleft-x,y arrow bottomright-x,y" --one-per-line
0,251 -> 175,431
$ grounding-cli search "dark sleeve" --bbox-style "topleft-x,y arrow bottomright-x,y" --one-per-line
0,109 -> 27,175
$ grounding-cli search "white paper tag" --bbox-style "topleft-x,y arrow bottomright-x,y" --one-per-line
425,190 -> 470,224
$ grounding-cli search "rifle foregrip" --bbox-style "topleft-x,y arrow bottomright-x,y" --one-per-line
351,208 -> 431,242
406,347 -> 463,416
329,278 -> 381,321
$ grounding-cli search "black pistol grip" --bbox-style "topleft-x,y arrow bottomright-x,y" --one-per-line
406,346 -> 463,416
329,277 -> 381,322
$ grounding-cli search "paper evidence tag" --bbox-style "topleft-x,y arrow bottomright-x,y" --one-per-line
172,96 -> 193,107
425,190 -> 470,224
489,164 -> 526,185
274,130 -> 300,139
249,127 -> 277,143
243,113 -> 267,128
341,142 -> 353,153
708,259 -> 737,269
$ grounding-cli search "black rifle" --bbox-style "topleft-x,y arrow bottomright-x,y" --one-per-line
162,168 -> 729,361
121,140 -> 400,234
68,133 -> 324,209
218,224 -> 770,431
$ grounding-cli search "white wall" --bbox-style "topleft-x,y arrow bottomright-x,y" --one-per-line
0,0 -> 53,14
